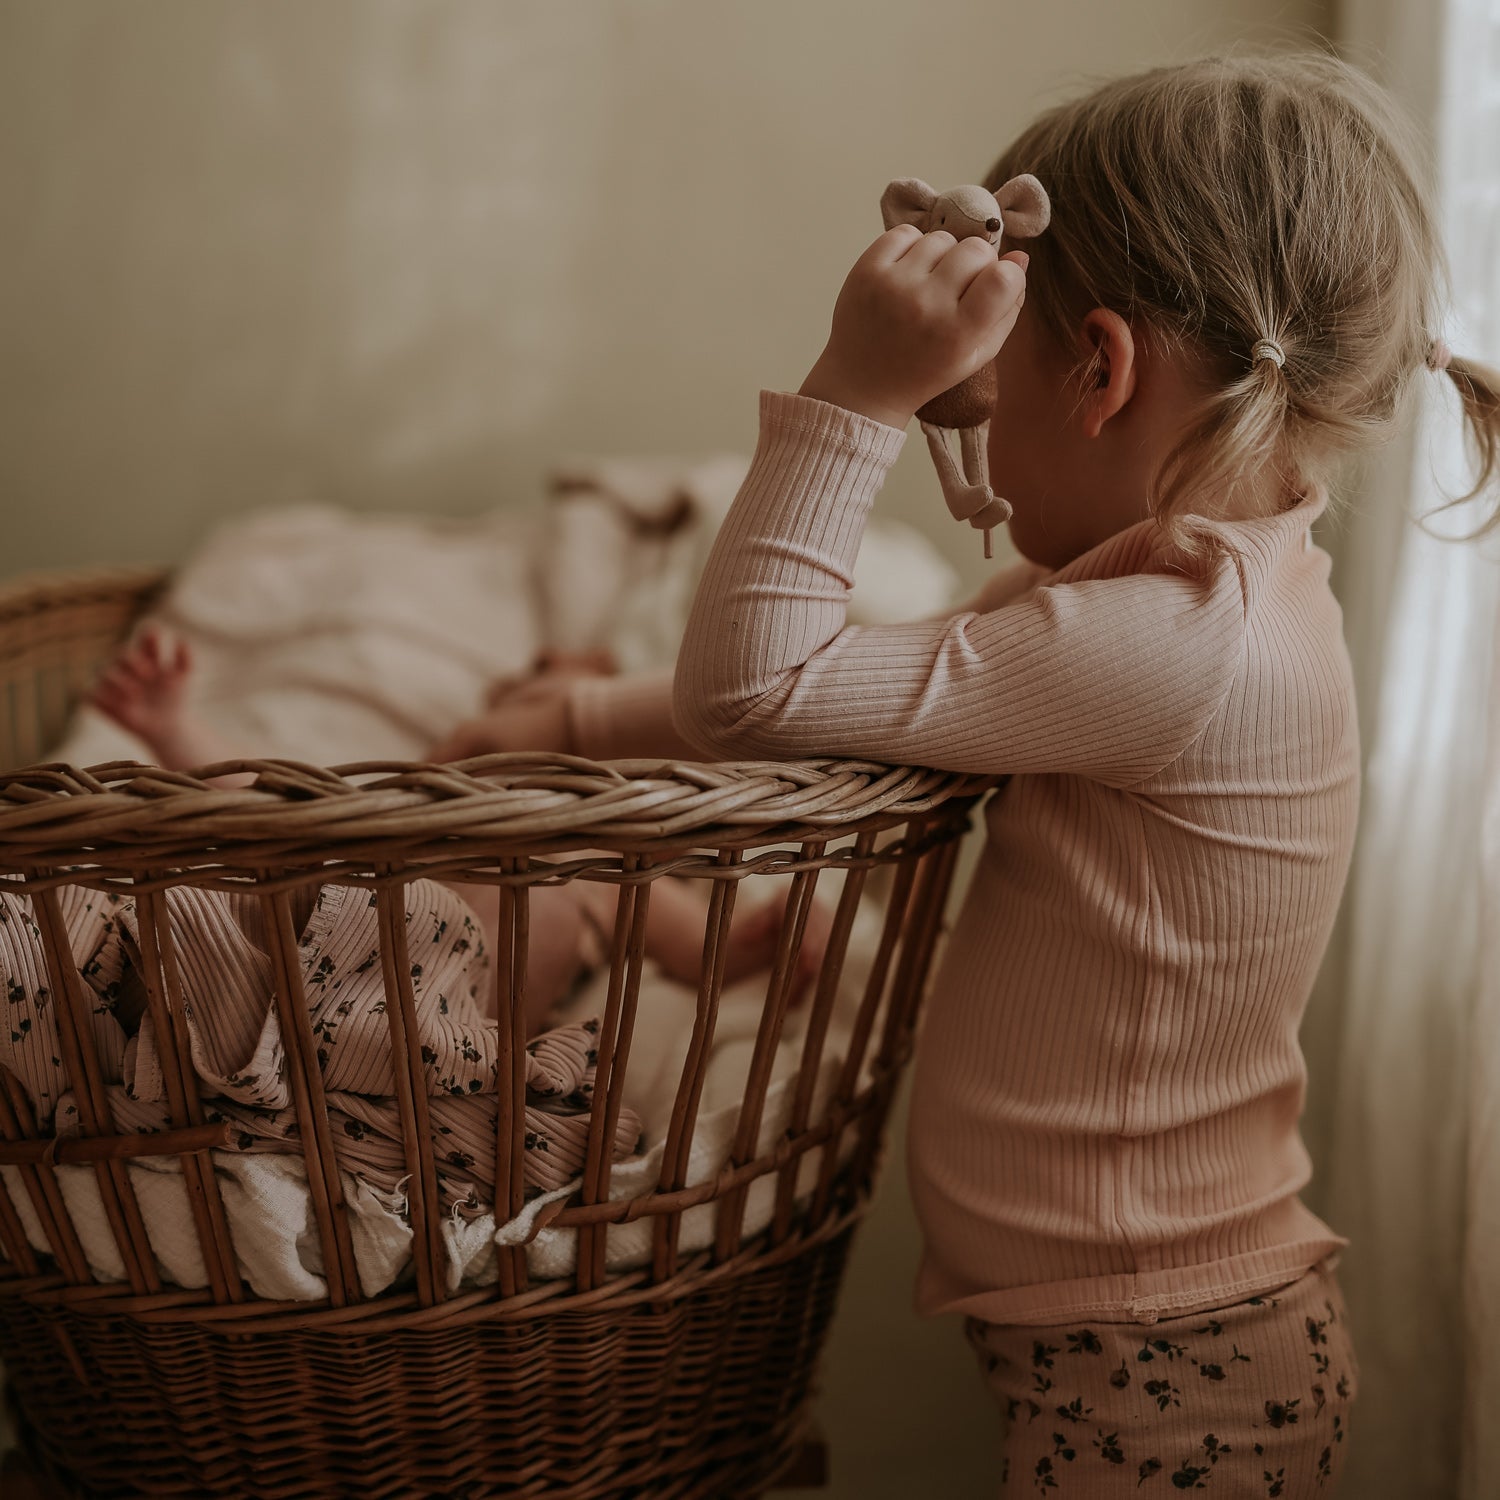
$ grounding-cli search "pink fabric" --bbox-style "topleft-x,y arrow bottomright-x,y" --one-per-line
0,880 -> 641,1218
670,390 -> 1357,1325
966,1257 -> 1357,1495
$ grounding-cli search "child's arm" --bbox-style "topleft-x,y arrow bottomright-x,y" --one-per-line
675,222 -> 1248,786
566,671 -> 704,761
934,558 -> 1049,620
670,225 -> 1248,785
554,564 -> 1048,762
426,670 -> 702,764
425,565 -> 1049,768
672,395 -> 1245,784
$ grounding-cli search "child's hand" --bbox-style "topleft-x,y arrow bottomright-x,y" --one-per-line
425,678 -> 576,762
799,227 -> 1029,430
428,654 -> 619,763
427,653 -> 624,762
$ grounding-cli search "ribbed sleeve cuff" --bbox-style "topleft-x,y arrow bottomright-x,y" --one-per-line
568,669 -> 698,762
760,389 -> 909,465
735,390 -> 908,569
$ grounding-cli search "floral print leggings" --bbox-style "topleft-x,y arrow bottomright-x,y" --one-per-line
965,1259 -> 1356,1496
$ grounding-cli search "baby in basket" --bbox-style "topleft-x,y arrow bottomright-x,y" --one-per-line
88,626 -> 830,1034
0,627 -> 833,1230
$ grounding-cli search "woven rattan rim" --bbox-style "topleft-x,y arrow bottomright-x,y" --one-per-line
0,563 -> 166,620
0,755 -> 996,870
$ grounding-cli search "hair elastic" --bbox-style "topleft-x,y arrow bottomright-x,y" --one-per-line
1252,338 -> 1286,369
1426,338 -> 1453,372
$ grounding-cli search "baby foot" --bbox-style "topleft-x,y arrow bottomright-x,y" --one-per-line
89,627 -> 193,758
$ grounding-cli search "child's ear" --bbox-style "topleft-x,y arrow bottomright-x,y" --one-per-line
1079,308 -> 1137,438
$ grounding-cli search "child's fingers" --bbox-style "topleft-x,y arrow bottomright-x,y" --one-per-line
109,627 -> 191,688
958,256 -> 1028,337
114,657 -> 160,694
88,678 -> 120,710
482,671 -> 529,709
115,633 -> 169,681
109,640 -> 147,674
91,673 -> 141,716
930,235 -> 1007,297
896,228 -> 960,277
959,253 -> 1027,307
855,223 -> 925,271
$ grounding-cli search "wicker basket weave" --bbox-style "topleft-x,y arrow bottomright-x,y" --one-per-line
0,567 -> 987,1499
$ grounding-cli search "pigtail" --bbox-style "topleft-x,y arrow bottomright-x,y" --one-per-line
982,55 -> 1462,547
1445,354 -> 1500,519
1150,351 -> 1292,560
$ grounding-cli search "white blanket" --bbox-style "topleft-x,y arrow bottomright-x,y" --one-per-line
49,455 -> 957,770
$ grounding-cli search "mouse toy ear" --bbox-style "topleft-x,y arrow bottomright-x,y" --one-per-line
994,173 -> 1051,239
880,177 -> 938,231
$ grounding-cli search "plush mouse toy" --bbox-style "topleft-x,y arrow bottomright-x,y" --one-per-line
880,174 -> 1051,556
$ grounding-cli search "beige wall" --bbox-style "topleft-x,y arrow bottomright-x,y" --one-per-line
0,3 -> 1332,1495
3,0 -> 1331,601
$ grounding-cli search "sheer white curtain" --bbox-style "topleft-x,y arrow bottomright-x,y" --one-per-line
1311,4 -> 1500,1498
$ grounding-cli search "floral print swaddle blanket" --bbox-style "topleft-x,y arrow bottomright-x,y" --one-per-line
0,879 -> 642,1223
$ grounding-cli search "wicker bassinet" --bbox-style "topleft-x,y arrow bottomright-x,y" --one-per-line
0,567 -> 987,1500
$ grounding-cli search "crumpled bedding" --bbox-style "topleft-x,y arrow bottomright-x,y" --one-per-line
0,876 -> 882,1299
0,879 -> 641,1215
46,454 -> 958,771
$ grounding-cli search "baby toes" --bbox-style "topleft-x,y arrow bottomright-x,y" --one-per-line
91,658 -> 142,704
137,626 -> 190,680
88,625 -> 194,742
87,672 -> 127,715
88,672 -> 151,739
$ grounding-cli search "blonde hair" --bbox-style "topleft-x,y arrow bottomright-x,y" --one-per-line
985,52 -> 1500,547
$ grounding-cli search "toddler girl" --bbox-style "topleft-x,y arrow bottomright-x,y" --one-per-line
660,52 -> 1500,1497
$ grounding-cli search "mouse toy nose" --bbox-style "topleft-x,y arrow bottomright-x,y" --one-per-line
985,217 -> 1002,233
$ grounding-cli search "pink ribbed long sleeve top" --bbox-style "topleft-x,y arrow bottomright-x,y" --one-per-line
663,390 -> 1357,1326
